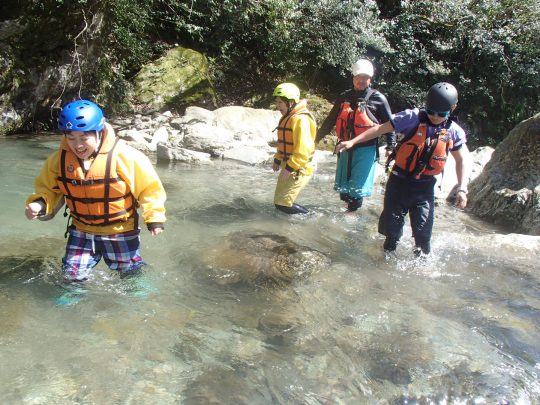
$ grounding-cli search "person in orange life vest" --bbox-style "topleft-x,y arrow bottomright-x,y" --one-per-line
25,100 -> 166,281
316,59 -> 396,212
336,82 -> 470,256
272,83 -> 317,215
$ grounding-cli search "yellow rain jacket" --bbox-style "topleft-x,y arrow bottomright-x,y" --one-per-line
274,99 -> 317,175
26,123 -> 166,235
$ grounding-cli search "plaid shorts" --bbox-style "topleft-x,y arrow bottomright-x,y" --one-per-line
62,228 -> 145,281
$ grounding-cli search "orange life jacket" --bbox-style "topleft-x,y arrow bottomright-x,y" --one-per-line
335,90 -> 377,141
276,100 -> 316,163
56,136 -> 137,226
393,123 -> 453,178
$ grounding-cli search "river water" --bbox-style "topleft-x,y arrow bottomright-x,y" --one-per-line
1,134 -> 539,404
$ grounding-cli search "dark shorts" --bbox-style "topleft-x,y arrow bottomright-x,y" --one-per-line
62,228 -> 144,281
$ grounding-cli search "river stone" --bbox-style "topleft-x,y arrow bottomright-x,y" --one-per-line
213,106 -> 281,144
156,143 -> 213,164
258,313 -> 301,347
468,113 -> 540,235
133,46 -> 216,113
181,367 -> 255,405
202,232 -> 330,288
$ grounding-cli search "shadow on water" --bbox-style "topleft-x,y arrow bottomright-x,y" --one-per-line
181,196 -> 266,225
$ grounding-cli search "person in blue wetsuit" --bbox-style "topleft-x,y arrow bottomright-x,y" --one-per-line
316,59 -> 396,211
336,82 -> 470,256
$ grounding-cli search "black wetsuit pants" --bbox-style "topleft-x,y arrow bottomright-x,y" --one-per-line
378,173 -> 436,253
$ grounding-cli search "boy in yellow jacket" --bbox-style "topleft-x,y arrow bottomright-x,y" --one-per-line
272,83 -> 317,214
25,100 -> 166,282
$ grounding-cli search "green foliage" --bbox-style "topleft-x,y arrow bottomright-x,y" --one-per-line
153,0 -> 297,102
4,0 -> 539,144
378,0 -> 540,146
103,0 -> 155,77
93,0 -> 157,111
12,0 -> 157,113
295,0 -> 390,76
154,0 -> 389,103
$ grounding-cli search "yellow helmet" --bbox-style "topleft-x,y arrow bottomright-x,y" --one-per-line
273,82 -> 300,103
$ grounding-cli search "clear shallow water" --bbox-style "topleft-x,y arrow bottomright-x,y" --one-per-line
1,135 -> 539,404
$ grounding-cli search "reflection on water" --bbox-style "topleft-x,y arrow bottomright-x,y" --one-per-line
1,135 -> 539,403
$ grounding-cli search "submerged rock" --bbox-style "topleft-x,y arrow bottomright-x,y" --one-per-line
181,367 -> 256,405
0,255 -> 52,280
183,197 -> 261,225
202,232 -> 330,288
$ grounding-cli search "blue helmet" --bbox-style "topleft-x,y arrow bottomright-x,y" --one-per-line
58,100 -> 105,132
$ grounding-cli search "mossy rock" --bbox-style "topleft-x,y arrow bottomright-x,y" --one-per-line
133,46 -> 217,113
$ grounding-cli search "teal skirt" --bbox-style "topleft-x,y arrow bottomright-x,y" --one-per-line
334,145 -> 377,198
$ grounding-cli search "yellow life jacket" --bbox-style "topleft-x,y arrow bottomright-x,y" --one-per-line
393,123 -> 453,178
276,99 -> 316,163
56,132 -> 137,226
335,89 -> 377,141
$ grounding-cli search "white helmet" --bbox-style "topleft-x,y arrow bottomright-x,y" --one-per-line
351,59 -> 374,77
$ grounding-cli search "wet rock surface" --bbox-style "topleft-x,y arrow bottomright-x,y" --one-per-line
468,113 -> 540,235
201,231 -> 331,289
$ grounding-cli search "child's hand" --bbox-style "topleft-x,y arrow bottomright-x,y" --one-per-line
150,227 -> 163,236
455,191 -> 468,209
25,201 -> 45,220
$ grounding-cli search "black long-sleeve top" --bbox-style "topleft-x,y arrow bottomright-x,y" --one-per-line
316,87 -> 396,148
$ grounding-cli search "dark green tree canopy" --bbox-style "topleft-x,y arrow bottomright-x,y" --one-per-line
2,0 -> 539,145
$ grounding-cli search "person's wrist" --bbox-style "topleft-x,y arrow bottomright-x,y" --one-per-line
34,199 -> 46,216
147,222 -> 164,231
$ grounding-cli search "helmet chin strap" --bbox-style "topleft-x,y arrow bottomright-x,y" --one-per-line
90,130 -> 102,159
286,100 -> 296,114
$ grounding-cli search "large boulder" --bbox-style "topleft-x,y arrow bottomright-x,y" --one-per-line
159,105 -> 280,164
467,113 -> 540,235
133,47 -> 216,113
201,232 -> 330,289
437,145 -> 495,200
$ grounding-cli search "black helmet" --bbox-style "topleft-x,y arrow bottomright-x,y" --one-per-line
425,82 -> 458,112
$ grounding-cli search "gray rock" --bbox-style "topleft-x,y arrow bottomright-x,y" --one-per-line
148,126 -> 169,152
159,106 -> 280,165
156,143 -> 212,164
468,113 -> 540,234
170,106 -> 216,128
117,128 -> 147,143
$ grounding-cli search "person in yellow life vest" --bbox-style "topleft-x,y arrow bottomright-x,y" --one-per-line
316,59 -> 396,211
336,83 -> 470,256
272,83 -> 317,214
25,100 -> 166,282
